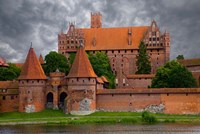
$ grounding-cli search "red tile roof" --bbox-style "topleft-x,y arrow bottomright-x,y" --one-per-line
18,47 -> 46,80
14,63 -> 24,68
178,58 -> 200,67
0,57 -> 9,67
67,47 -> 97,78
96,77 -> 104,84
77,26 -> 149,50
101,76 -> 109,83
0,81 -> 18,89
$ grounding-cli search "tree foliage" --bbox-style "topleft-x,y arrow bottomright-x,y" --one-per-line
176,55 -> 184,60
88,52 -> 115,88
136,42 -> 151,74
0,63 -> 21,81
43,51 -> 69,75
151,60 -> 197,88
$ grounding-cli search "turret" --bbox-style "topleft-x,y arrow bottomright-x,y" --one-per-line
66,46 -> 97,115
163,31 -> 170,62
91,12 -> 102,28
18,47 -> 47,112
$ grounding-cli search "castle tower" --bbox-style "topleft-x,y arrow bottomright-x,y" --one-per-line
39,54 -> 44,65
163,31 -> 170,62
18,47 -> 47,113
91,12 -> 102,28
66,46 -> 97,115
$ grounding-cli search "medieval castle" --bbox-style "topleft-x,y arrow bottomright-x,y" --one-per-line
0,12 -> 200,115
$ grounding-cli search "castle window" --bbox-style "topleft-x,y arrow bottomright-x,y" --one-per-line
157,38 -> 159,41
149,38 -> 152,41
121,64 -> 123,67
115,55 -> 116,57
27,80 -> 29,83
32,81 -> 34,83
93,51 -> 95,54
71,40 -> 74,44
62,41 -> 64,43
83,80 -> 85,83
157,49 -> 159,52
113,64 -> 114,67
112,94 -> 114,97
118,50 -> 120,53
160,43 -> 163,46
37,80 -> 39,83
125,50 -> 127,53
67,40 -> 69,44
153,44 -> 156,46
146,44 -> 148,47
130,94 -> 132,96
167,93 -> 169,96
186,93 -> 188,96
11,96 -> 14,100
153,38 -> 156,41
105,50 -> 108,53
3,96 -> 6,100
28,91 -> 30,94
148,94 -> 150,96
112,50 -> 114,53
72,80 -> 73,83
158,53 -> 160,55
77,78 -> 79,81
131,50 -> 133,53
88,78 -> 90,81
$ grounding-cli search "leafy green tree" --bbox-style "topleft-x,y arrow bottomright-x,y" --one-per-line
151,60 -> 197,88
43,51 -> 69,75
69,52 -> 76,65
176,55 -> 184,60
136,42 -> 151,74
88,52 -> 115,88
0,63 -> 21,81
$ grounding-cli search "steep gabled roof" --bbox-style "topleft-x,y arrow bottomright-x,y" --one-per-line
67,47 -> 97,78
77,26 -> 149,50
18,47 -> 46,80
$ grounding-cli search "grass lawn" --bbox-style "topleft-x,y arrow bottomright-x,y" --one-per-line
1,110 -> 200,125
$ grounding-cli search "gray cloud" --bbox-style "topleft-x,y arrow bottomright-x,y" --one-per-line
0,0 -> 199,63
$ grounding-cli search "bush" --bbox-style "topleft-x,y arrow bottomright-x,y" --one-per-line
142,111 -> 157,124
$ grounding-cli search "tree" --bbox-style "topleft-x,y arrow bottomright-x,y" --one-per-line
176,55 -> 184,60
136,42 -> 151,74
43,51 -> 69,75
88,52 -> 115,88
151,60 -> 197,88
0,63 -> 21,81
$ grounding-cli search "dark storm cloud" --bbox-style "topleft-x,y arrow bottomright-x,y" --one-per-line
0,0 -> 199,62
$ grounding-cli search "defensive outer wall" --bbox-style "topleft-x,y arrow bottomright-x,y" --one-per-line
96,88 -> 200,114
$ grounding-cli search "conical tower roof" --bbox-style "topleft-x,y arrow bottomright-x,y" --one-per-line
39,54 -> 44,64
67,47 -> 97,78
18,47 -> 46,80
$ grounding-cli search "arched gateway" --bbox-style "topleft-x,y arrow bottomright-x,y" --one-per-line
59,92 -> 67,109
46,92 -> 53,108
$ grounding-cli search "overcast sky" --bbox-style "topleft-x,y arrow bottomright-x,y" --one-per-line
0,0 -> 200,62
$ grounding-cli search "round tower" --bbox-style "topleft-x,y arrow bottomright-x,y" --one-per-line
66,46 -> 97,115
18,47 -> 47,113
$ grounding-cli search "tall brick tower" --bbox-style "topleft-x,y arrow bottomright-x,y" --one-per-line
18,47 -> 47,113
91,12 -> 102,28
66,46 -> 97,115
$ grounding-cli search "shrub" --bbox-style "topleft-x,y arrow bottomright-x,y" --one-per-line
142,111 -> 157,124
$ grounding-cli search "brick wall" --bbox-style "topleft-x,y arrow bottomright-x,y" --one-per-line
97,88 -> 200,114
0,95 -> 19,112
